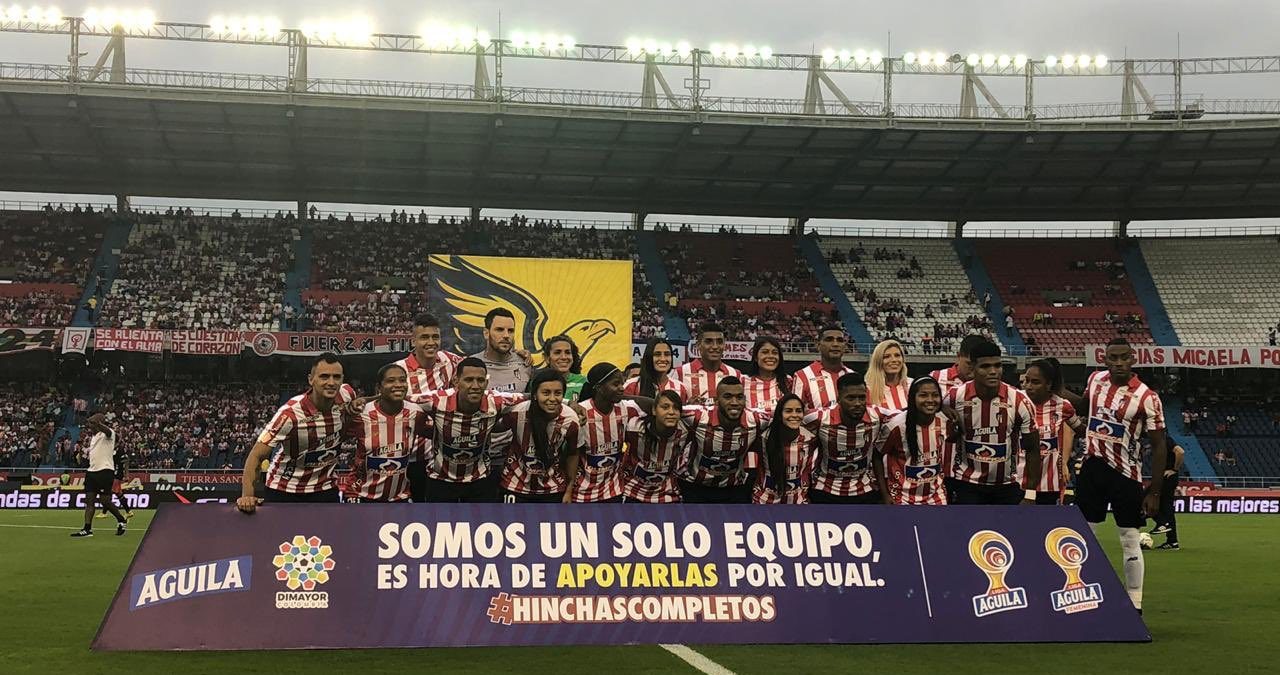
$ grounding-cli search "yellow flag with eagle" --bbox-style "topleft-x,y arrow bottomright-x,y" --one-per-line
428,254 -> 632,371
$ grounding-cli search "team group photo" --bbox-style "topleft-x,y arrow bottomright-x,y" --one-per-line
1,0 -> 1277,673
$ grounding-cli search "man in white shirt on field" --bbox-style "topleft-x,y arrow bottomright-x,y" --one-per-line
71,413 -> 128,538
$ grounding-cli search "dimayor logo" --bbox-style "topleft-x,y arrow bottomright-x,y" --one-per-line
1045,527 -> 1104,614
428,254 -> 631,372
272,535 -> 335,609
968,530 -> 1028,617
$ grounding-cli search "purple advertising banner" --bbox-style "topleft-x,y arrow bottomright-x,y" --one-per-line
94,504 -> 1149,650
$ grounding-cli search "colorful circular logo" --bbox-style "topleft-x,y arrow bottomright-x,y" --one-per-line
272,535 -> 335,591
252,332 -> 278,357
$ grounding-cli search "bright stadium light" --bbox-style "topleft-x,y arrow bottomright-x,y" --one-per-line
1045,54 -> 1058,67
4,5 -> 22,20
837,49 -> 850,63
997,53 -> 1011,68
759,45 -> 772,59
902,51 -> 917,65
1078,53 -> 1092,67
1014,53 -> 1028,68
643,37 -> 658,53
709,42 -> 725,58
933,51 -> 947,67
742,43 -> 757,58
981,53 -> 996,67
724,43 -> 739,58
625,37 -> 642,53
1061,53 -> 1075,67
658,41 -> 672,55
1095,53 -> 1108,67
675,40 -> 691,57
476,30 -> 491,45
869,50 -> 882,66
84,7 -> 154,29
966,53 -> 979,67
820,47 -> 836,63
853,48 -> 867,65
917,51 -> 931,66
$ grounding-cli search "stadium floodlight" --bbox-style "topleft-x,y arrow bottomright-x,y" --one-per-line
675,40 -> 692,57
902,51 -> 917,65
1062,53 -> 1076,67
1014,53 -> 1027,68
1094,53 -> 1108,67
869,50 -> 883,66
759,45 -> 772,59
3,5 -> 18,21
742,43 -> 756,58
918,51 -> 932,66
1044,54 -> 1058,67
837,49 -> 850,63
624,37 -> 642,53
709,42 -> 725,58
966,53 -> 979,67
476,30 -> 491,45
981,53 -> 996,67
997,53 -> 1011,68
1078,53 -> 1091,68
853,48 -> 867,65
658,41 -> 672,55
643,38 -> 658,53
724,43 -> 739,58
820,47 -> 836,63
84,8 -> 155,29
933,51 -> 947,67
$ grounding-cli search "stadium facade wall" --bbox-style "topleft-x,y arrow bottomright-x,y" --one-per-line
1121,243 -> 1179,346
952,239 -> 1027,354
797,234 -> 874,348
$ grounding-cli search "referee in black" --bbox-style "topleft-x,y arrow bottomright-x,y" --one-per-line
1150,443 -> 1185,550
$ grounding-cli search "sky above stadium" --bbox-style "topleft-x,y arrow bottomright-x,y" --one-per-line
3,0 -> 1279,231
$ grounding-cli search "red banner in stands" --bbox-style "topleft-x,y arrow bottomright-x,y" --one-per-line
169,330 -> 245,355
0,327 -> 61,355
95,328 -> 165,353
1085,345 -> 1280,369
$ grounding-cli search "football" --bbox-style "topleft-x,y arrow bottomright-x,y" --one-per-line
1140,532 -> 1155,550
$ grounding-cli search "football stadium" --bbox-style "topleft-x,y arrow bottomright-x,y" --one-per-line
2,2 -> 1279,673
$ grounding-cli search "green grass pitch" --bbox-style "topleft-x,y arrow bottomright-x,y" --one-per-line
1,510 -> 1276,674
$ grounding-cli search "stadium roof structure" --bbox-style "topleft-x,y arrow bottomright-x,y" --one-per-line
3,14 -> 1280,221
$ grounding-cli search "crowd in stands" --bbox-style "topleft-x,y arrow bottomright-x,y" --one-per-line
0,291 -> 77,327
676,303 -> 841,350
92,382 -> 281,470
0,383 -> 68,467
310,213 -> 667,340
0,207 -> 106,284
99,213 -> 296,330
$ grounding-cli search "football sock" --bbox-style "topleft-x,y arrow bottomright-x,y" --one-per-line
1118,527 -> 1145,610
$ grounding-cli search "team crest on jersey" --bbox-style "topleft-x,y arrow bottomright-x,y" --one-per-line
965,440 -> 1007,462
1044,527 -> 1104,614
904,464 -> 940,481
272,535 -> 335,609
1086,416 -> 1124,441
365,456 -> 405,474
968,530 -> 1028,617
1039,437 -> 1059,455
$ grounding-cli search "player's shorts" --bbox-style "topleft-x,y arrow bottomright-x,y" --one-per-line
263,487 -> 341,503
84,469 -> 114,493
1073,457 -> 1145,528
946,478 -> 1024,505
1035,491 -> 1061,505
503,491 -> 566,504
407,461 -> 427,502
423,474 -> 501,503
678,480 -> 752,504
808,489 -> 883,505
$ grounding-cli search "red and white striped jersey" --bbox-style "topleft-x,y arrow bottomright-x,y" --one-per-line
744,375 -> 786,412
671,359 -> 743,405
622,375 -> 691,403
1032,395 -> 1077,493
407,389 -> 526,482
679,405 -> 770,488
791,361 -> 854,411
803,404 -> 886,497
944,382 -> 1036,487
621,416 -> 691,503
499,401 -> 581,495
929,365 -> 964,392
881,410 -> 951,505
572,399 -> 645,502
346,400 -> 429,502
393,351 -> 463,396
752,426 -> 817,504
879,377 -> 915,411
1084,371 -> 1165,482
259,383 -> 357,494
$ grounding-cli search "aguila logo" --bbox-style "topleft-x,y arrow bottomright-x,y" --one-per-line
968,530 -> 1028,617
1044,527 -> 1104,614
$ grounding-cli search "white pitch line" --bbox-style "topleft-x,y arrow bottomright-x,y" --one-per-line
0,523 -> 83,530
660,644 -> 738,675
